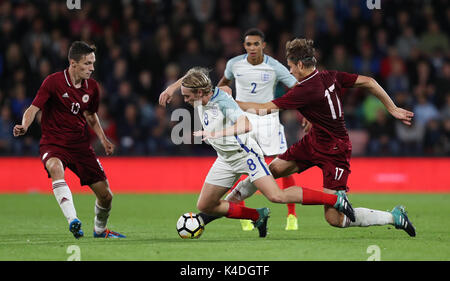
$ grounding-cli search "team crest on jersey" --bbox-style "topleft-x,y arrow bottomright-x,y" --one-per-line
82,94 -> 89,103
261,72 -> 271,82
211,106 -> 219,117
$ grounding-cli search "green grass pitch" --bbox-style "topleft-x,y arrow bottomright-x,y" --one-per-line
0,193 -> 449,261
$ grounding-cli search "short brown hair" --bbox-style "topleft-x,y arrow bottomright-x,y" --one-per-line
285,38 -> 317,68
68,41 -> 96,62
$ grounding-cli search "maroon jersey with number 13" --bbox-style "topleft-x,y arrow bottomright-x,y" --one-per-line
32,68 -> 100,149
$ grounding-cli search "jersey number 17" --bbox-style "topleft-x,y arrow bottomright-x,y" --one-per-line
324,84 -> 342,120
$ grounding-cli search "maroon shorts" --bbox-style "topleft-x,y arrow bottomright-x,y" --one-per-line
39,144 -> 107,186
278,134 -> 352,191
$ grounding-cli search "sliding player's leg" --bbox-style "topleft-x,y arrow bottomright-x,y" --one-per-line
253,174 -> 353,219
324,189 -> 415,236
320,159 -> 415,237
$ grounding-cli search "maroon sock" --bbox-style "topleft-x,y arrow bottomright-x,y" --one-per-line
301,187 -> 337,206
226,202 -> 260,221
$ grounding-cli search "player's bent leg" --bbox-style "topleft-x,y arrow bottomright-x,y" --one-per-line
225,178 -> 258,202
332,202 -> 415,237
253,175 -> 294,204
46,157 -> 81,238
46,157 -> 65,180
224,181 -> 256,231
198,182 -> 269,238
196,183 -> 230,216
90,180 -> 113,208
323,188 -> 355,226
196,184 -> 223,226
324,204 -> 345,227
90,180 -> 125,238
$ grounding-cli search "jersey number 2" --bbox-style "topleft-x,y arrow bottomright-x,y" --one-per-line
250,82 -> 257,94
324,84 -> 342,119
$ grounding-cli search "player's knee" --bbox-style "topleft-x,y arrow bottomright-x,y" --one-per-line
196,201 -> 214,214
268,163 -> 283,179
104,192 -> 113,203
46,159 -> 64,178
97,189 -> 113,205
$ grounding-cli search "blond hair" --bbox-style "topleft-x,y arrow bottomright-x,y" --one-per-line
181,67 -> 213,96
285,38 -> 317,67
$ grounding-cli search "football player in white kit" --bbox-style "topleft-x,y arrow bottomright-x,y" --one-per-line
217,28 -> 300,231
159,67 -> 355,238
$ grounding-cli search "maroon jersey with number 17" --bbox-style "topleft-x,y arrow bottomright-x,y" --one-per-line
272,69 -> 358,154
32,68 -> 100,149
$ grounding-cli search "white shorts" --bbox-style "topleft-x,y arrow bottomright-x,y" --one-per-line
245,111 -> 288,156
204,149 -> 271,188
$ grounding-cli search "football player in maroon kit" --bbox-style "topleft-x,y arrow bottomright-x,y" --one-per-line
233,38 -> 416,237
13,41 -> 125,238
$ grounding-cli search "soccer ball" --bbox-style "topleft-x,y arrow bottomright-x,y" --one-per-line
176,212 -> 205,239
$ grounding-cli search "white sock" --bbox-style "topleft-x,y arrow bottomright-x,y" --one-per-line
94,202 -> 111,234
342,207 -> 394,227
225,177 -> 257,202
52,179 -> 77,224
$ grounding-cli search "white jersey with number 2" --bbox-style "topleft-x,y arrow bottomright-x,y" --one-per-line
224,54 -> 298,155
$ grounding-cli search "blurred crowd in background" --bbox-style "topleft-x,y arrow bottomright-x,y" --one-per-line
0,0 -> 449,157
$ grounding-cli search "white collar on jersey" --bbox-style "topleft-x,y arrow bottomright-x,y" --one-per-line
64,69 -> 88,89
297,69 -> 319,85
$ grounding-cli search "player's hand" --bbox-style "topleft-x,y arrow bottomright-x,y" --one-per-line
13,125 -> 27,137
389,107 -> 414,126
102,138 -> 115,155
218,86 -> 232,96
193,130 -> 218,141
159,87 -> 175,107
302,118 -> 312,133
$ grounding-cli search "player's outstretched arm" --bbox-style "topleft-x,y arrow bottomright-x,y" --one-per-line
84,111 -> 115,155
13,105 -> 40,137
193,115 -> 252,140
353,75 -> 414,126
217,76 -> 231,87
236,101 -> 279,116
159,76 -> 184,107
